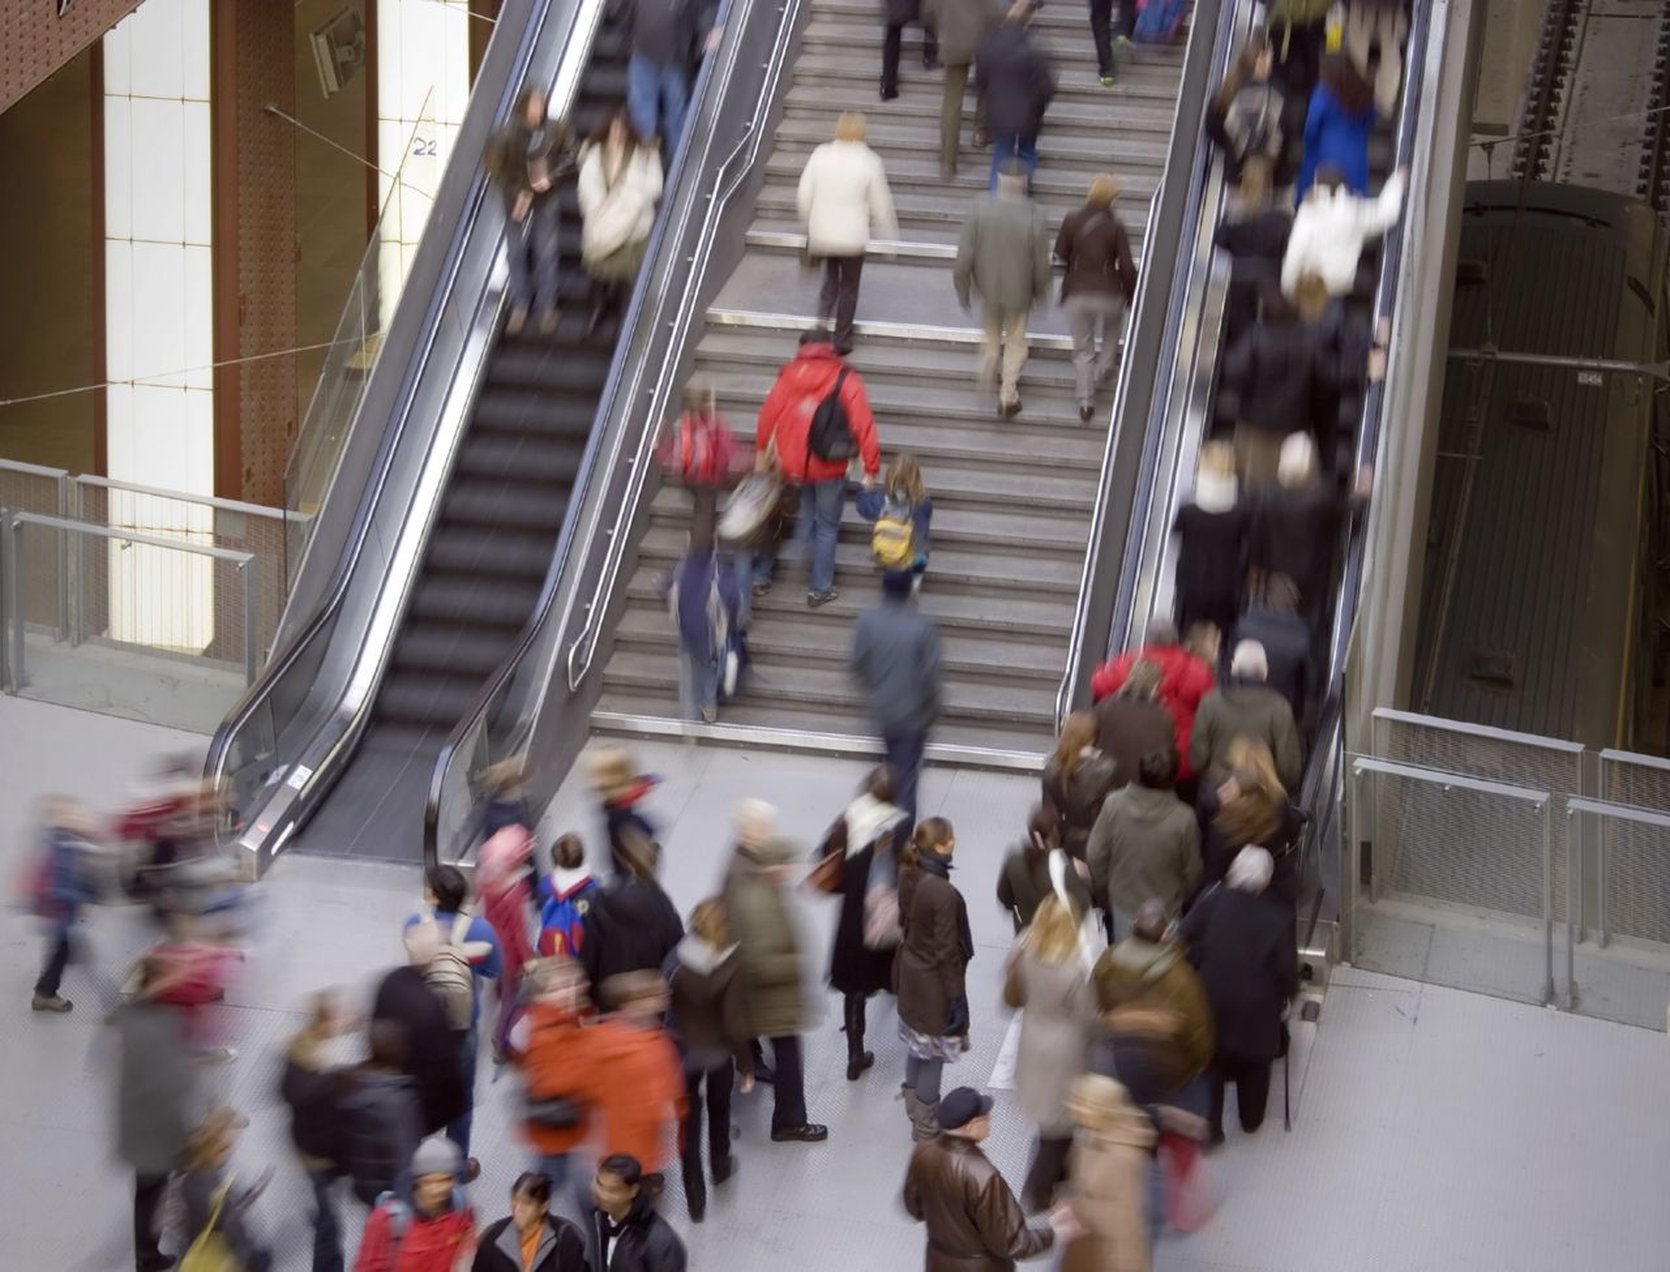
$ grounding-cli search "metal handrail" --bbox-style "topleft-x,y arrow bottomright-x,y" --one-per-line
202,0 -> 599,854
562,0 -> 803,693
422,0 -> 800,862
72,474 -> 294,524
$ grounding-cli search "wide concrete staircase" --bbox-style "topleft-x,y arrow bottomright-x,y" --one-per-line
592,0 -> 1189,756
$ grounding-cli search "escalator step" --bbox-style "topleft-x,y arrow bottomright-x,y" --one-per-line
374,671 -> 496,728
471,390 -> 599,436
484,344 -> 615,392
440,479 -> 569,531
455,432 -> 586,483
425,526 -> 560,579
410,574 -> 542,626
389,623 -> 514,677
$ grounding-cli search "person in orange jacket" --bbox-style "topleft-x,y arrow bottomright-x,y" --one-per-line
586,971 -> 687,1181
749,331 -> 883,608
514,958 -> 601,1197
1090,617 -> 1218,789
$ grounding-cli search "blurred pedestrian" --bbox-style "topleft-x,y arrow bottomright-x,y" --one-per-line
1041,710 -> 1118,859
1232,574 -> 1313,724
1190,640 -> 1303,788
1214,156 -> 1292,345
882,0 -> 939,99
856,452 -> 934,583
111,953 -> 198,1272
1205,30 -> 1289,186
955,159 -> 1052,417
1088,0 -> 1137,84
336,1021 -> 424,1222
824,768 -> 908,1081
1249,431 -> 1369,633
1059,1075 -> 1157,1272
1091,659 -> 1176,793
1196,737 -> 1303,903
354,1136 -> 476,1271
724,800 -> 828,1143
403,865 -> 503,1179
586,743 -> 661,880
1087,749 -> 1200,934
487,86 -> 573,336
1282,164 -> 1407,299
590,972 -> 686,1184
666,898 -> 754,1220
797,112 -> 898,355
1055,173 -> 1138,421
514,957 -> 598,1193
976,0 -> 1056,189
1220,287 -> 1339,489
538,833 -> 602,960
472,1172 -> 588,1271
1180,847 -> 1300,1143
659,507 -> 742,724
997,806 -> 1092,933
929,0 -> 1003,177
851,570 -> 944,830
1170,441 -> 1251,637
581,1154 -> 688,1271
1090,619 -> 1217,792
578,109 -> 664,335
1297,55 -> 1377,198
895,818 -> 973,1141
371,937 -> 468,1151
476,814 -> 537,1062
1343,0 -> 1410,117
752,330 -> 883,603
28,796 -> 101,1014
179,1105 -> 272,1272
901,1087 -> 1071,1264
617,0 -> 720,147
580,833 -> 684,999
1005,895 -> 1098,1211
1091,901 -> 1214,1107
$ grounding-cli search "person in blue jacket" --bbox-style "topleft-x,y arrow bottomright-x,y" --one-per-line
30,799 -> 101,1014
403,864 -> 502,1180
1297,55 -> 1377,200
660,507 -> 743,724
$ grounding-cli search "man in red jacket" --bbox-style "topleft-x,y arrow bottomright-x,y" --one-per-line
750,330 -> 882,607
1090,618 -> 1217,785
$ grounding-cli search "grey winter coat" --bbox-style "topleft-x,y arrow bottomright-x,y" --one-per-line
1086,785 -> 1201,919
954,191 -> 1053,313
1190,680 -> 1304,788
926,0 -> 1005,65
113,1000 -> 198,1175
1003,949 -> 1097,1136
851,595 -> 944,735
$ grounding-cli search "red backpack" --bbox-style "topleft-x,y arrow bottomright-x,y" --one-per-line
664,411 -> 740,488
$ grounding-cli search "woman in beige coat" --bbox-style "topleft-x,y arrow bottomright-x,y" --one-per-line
796,111 -> 897,354
1061,1073 -> 1157,1272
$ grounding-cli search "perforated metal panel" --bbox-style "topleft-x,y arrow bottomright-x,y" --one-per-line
0,0 -> 143,116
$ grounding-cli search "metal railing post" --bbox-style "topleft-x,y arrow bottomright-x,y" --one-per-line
1565,803 -> 1577,1009
1541,796 -> 1554,1006
55,474 -> 70,640
241,562 -> 259,685
8,516 -> 26,693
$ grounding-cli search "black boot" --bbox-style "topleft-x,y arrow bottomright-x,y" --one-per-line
844,994 -> 875,1080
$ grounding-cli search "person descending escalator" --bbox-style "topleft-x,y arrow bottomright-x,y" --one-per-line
578,109 -> 664,337
488,86 -> 575,337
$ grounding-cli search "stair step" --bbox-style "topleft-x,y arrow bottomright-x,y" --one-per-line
789,55 -> 1186,102
779,84 -> 1180,134
752,182 -> 1157,238
770,114 -> 1171,169
763,150 -> 1157,201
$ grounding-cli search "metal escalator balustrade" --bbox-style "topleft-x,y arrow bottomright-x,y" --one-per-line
589,0 -> 1202,758
425,0 -> 806,865
204,0 -> 612,869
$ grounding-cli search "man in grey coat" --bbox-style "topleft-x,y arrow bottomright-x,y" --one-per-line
113,956 -> 201,1272
850,570 -> 943,832
926,0 -> 1005,177
1190,639 -> 1304,787
954,160 -> 1053,417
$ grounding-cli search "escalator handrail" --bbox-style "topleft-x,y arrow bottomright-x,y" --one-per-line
422,0 -> 799,863
203,0 -> 602,826
1054,0 -> 1235,728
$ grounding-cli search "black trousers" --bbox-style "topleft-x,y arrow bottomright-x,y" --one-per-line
1089,0 -> 1137,74
679,1058 -> 735,1205
768,1035 -> 807,1132
1022,1134 -> 1073,1210
35,931 -> 71,997
882,19 -> 939,92
818,254 -> 865,352
134,1171 -> 170,1267
1209,1055 -> 1273,1136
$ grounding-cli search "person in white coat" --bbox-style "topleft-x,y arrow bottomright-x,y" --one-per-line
1281,163 -> 1406,300
797,111 -> 898,354
578,107 -> 665,334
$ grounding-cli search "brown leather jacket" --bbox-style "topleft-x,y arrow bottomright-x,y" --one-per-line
903,1136 -> 1055,1271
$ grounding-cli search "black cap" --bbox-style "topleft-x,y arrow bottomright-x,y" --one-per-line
937,1087 -> 995,1130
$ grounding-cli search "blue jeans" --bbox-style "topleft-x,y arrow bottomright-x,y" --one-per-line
627,55 -> 689,144
308,1167 -> 344,1272
678,648 -> 720,721
988,131 -> 1039,190
445,1026 -> 478,1162
754,479 -> 845,595
506,195 -> 561,315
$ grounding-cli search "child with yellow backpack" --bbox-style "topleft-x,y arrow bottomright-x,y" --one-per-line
857,453 -> 934,587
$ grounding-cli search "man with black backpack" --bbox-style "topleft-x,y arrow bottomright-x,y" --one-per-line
750,329 -> 882,608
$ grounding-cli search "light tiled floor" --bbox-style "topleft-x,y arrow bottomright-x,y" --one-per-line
3,708 -> 1668,1270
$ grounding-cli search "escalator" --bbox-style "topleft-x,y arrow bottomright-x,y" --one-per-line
300,14 -> 633,857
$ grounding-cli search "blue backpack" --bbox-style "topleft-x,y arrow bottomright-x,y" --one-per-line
538,876 -> 600,960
